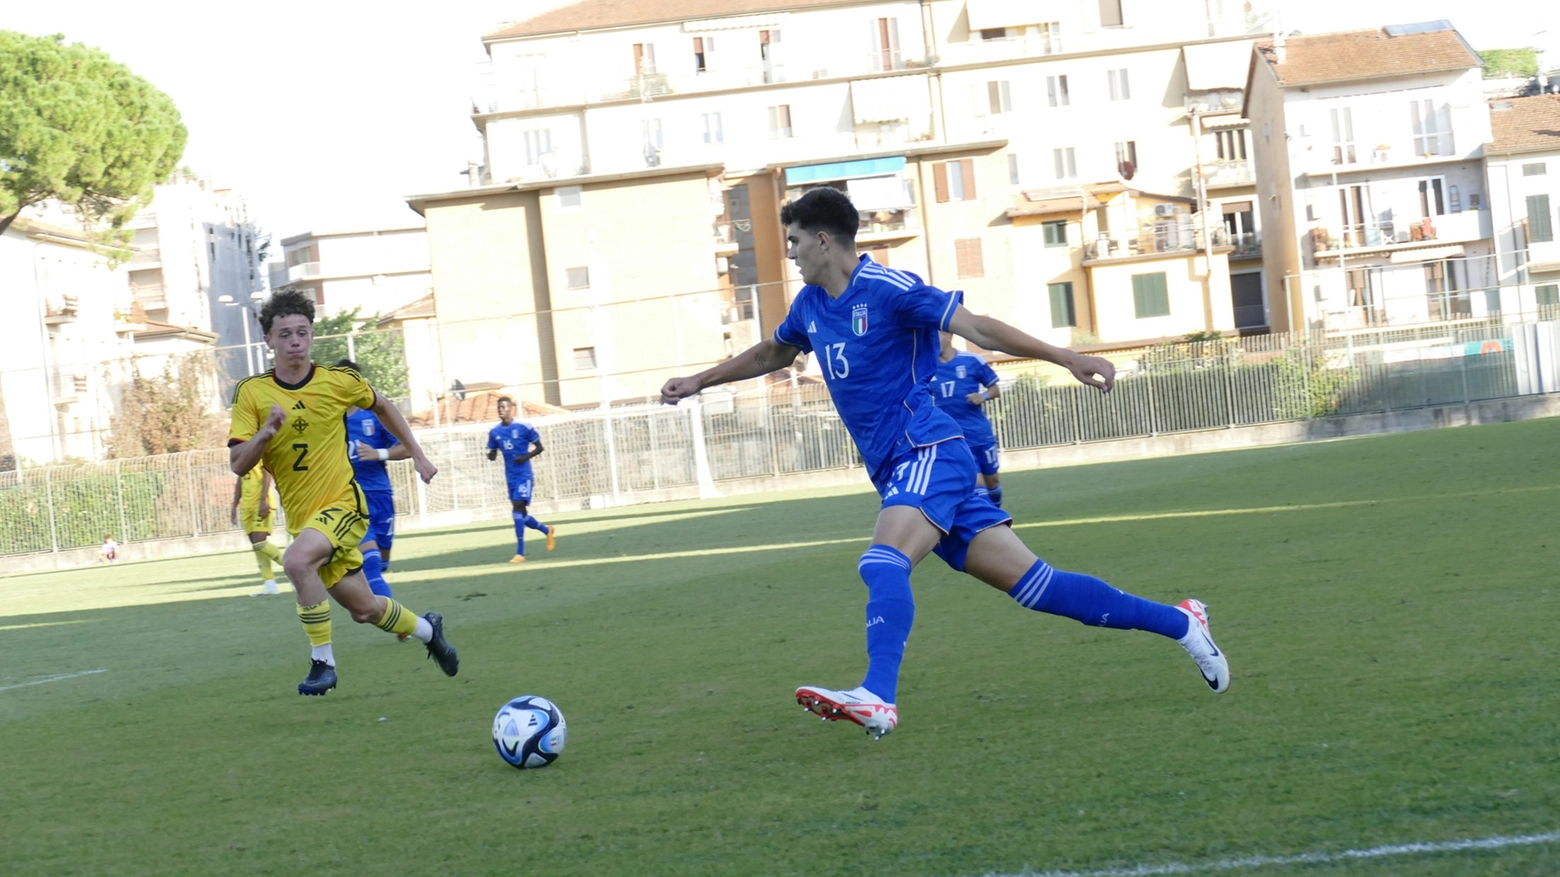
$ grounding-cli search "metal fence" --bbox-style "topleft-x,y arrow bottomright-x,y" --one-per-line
3,319 -> 1556,558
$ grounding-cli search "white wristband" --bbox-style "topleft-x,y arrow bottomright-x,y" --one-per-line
376,448 -> 390,461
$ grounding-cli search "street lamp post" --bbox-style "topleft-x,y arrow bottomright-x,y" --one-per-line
219,292 -> 267,376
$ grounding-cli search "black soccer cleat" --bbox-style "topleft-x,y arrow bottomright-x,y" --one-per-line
423,612 -> 459,677
298,659 -> 337,695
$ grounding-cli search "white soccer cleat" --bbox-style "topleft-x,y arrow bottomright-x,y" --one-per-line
795,685 -> 899,740
254,579 -> 280,596
1176,599 -> 1230,693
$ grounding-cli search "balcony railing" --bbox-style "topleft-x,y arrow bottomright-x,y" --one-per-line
129,247 -> 161,266
1083,224 -> 1232,262
44,294 -> 79,324
1310,210 -> 1491,258
1228,231 -> 1261,258
1203,160 -> 1254,188
285,261 -> 323,283
132,285 -> 167,310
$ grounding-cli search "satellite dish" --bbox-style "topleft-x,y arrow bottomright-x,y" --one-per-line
451,379 -> 466,401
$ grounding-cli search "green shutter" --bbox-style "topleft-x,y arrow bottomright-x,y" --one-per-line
1132,272 -> 1170,318
1528,195 -> 1554,243
1048,282 -> 1075,328
1539,285 -> 1559,307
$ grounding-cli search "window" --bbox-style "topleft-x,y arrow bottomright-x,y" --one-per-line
523,129 -> 552,165
558,186 -> 583,209
1008,153 -> 1021,186
1539,284 -> 1560,306
1053,147 -> 1077,180
633,43 -> 657,75
693,36 -> 712,72
1114,140 -> 1138,179
1132,272 -> 1171,318
1042,220 -> 1067,247
1047,75 -> 1069,107
980,27 -> 1013,41
1330,107 -> 1356,165
987,80 -> 1012,114
566,267 -> 590,289
1216,129 -> 1247,160
1529,194 -> 1554,243
1041,22 -> 1063,53
1410,99 -> 1450,155
872,17 -> 901,72
768,104 -> 792,138
642,118 -> 663,166
1108,68 -> 1131,101
759,29 -> 781,62
934,159 -> 977,202
1523,162 -> 1548,176
1048,282 -> 1076,328
954,237 -> 985,278
702,112 -> 724,144
573,347 -> 597,371
1099,0 -> 1124,27
1417,178 -> 1446,217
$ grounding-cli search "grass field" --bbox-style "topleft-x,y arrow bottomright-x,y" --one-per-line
2,419 -> 1557,876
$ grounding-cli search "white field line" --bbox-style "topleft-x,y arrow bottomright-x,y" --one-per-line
0,669 -> 107,693
977,830 -> 1560,877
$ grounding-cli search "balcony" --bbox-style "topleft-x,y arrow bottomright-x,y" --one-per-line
938,32 -> 1064,66
1082,224 -> 1232,265
284,261 -> 323,284
1203,160 -> 1254,189
713,220 -> 743,254
132,284 -> 167,310
128,247 -> 162,268
1310,210 -> 1492,261
44,294 -> 79,325
1228,232 -> 1262,259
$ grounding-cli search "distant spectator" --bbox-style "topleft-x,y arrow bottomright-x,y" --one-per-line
100,535 -> 120,563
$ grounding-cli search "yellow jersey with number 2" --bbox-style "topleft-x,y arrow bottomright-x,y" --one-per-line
228,364 -> 375,535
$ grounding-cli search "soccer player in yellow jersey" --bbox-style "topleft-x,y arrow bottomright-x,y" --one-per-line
230,465 -> 284,595
228,288 -> 458,695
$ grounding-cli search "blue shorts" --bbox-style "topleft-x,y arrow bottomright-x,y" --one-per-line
969,439 -> 1000,476
507,478 -> 534,503
874,439 -> 1012,572
361,489 -> 396,550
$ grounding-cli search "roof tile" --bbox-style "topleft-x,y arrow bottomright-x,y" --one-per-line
1488,94 -> 1560,155
487,0 -> 856,40
1256,26 -> 1480,88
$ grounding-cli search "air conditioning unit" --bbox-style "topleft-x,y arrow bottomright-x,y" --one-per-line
716,256 -> 730,273
1153,204 -> 1178,217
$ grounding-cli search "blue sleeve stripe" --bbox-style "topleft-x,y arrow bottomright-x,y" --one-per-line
937,290 -> 960,331
774,327 -> 802,348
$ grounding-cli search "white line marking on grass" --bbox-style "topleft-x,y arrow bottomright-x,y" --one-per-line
0,669 -> 107,693
976,830 -> 1560,877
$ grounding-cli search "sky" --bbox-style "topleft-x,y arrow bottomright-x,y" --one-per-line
1,0 -> 1554,244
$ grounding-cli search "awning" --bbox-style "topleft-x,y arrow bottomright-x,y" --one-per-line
682,13 -> 788,32
965,0 -> 1052,30
1006,194 -> 1099,218
848,175 -> 914,211
1183,40 -> 1255,91
850,75 -> 930,124
786,156 -> 906,186
1202,115 -> 1250,129
1389,244 -> 1464,263
1529,260 -> 1560,275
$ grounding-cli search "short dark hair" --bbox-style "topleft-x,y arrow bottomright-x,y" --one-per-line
258,288 -> 315,334
497,395 -> 514,406
779,186 -> 858,243
334,358 -> 363,376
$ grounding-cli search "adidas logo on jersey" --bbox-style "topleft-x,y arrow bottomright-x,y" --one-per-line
292,401 -> 306,410
808,321 -> 817,333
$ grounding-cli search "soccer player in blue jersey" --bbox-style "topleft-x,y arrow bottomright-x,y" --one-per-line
337,359 -> 407,598
933,331 -> 1004,507
660,187 -> 1228,740
486,396 -> 556,562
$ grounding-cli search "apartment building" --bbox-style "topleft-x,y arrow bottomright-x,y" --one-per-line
268,223 -> 432,320
1484,94 -> 1560,313
1245,23 -> 1496,334
416,0 -> 1268,406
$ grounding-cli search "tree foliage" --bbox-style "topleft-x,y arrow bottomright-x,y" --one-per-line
106,354 -> 227,458
1480,48 -> 1538,79
310,308 -> 411,405
0,31 -> 187,252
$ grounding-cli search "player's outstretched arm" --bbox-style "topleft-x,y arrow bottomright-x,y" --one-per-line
947,306 -> 1114,393
230,404 -> 286,475
661,337 -> 801,404
370,391 -> 438,483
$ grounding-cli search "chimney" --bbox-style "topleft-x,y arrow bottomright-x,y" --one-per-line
466,161 -> 481,188
1273,31 -> 1286,65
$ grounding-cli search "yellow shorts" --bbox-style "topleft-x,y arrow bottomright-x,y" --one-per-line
239,502 -> 275,534
298,506 -> 368,588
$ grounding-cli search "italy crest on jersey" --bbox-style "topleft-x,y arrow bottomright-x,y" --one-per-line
363,421 -> 375,436
956,365 -> 967,379
851,303 -> 869,336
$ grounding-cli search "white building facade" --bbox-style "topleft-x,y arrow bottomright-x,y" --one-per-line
1484,94 -> 1560,314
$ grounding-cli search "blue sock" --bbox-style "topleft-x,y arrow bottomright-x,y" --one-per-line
857,545 -> 915,704
361,547 -> 392,598
1009,559 -> 1188,639
988,484 -> 1004,507
513,512 -> 526,555
523,515 -> 549,532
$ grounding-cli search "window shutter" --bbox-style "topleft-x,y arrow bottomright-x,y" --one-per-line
934,162 -> 950,203
1132,272 -> 1170,318
959,159 -> 977,200
1528,195 -> 1554,243
955,237 -> 985,279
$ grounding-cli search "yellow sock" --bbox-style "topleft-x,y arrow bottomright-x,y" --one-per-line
297,600 -> 332,647
257,541 -> 283,564
373,599 -> 419,637
253,544 -> 273,580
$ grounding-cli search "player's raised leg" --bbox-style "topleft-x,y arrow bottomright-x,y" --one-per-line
960,524 -> 1229,693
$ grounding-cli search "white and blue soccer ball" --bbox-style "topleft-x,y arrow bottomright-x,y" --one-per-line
492,695 -> 567,769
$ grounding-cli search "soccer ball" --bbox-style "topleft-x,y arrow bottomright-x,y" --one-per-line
492,695 -> 568,769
